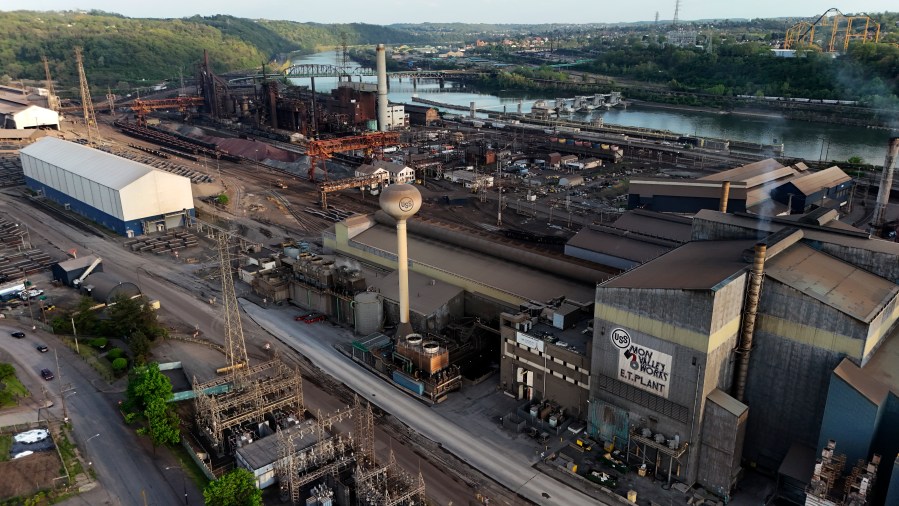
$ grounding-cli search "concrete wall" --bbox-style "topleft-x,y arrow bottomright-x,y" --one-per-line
817,375 -> 881,469
697,395 -> 748,497
564,245 -> 637,271
382,290 -> 464,334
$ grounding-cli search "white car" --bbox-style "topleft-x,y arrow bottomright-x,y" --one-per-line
18,289 -> 44,300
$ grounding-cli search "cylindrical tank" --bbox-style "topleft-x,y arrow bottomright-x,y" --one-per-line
284,247 -> 300,259
422,341 -> 439,354
405,333 -> 423,346
83,272 -> 141,304
353,291 -> 382,335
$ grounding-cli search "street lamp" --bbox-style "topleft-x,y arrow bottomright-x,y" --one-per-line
165,466 -> 189,505
85,433 -> 100,471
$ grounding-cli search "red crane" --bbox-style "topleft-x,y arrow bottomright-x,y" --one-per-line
306,132 -> 401,181
130,96 -> 205,125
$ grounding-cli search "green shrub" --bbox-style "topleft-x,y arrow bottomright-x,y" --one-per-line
112,358 -> 128,371
0,363 -> 14,379
89,338 -> 108,349
107,348 -> 124,360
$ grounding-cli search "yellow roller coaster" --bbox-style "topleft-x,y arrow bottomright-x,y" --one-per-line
784,8 -> 881,52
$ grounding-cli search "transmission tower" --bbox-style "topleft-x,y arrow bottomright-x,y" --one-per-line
74,47 -> 100,144
655,11 -> 660,26
218,232 -> 249,373
106,87 -> 115,117
673,0 -> 681,26
41,56 -> 59,111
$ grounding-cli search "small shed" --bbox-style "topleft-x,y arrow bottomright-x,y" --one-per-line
559,176 -> 584,187
52,255 -> 103,286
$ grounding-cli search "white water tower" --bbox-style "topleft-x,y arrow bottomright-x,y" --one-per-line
379,184 -> 422,337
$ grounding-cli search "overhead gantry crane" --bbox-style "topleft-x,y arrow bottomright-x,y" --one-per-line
130,96 -> 206,125
305,131 -> 400,182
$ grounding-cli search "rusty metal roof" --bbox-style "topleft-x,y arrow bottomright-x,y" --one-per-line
783,166 -> 851,196
566,227 -> 675,264
764,243 -> 898,323
601,240 -> 755,290
698,158 -> 790,185
612,210 -> 692,242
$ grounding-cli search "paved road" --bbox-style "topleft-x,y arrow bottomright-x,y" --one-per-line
0,323 -> 196,505
241,302 -> 605,506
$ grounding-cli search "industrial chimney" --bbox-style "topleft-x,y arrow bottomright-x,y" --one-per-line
376,44 -> 388,132
872,137 -> 899,227
379,184 -> 423,338
719,181 -> 731,213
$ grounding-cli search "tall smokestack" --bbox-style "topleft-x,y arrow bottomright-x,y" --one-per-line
379,184 -> 423,337
719,181 -> 731,213
734,243 -> 766,402
873,137 -> 899,227
376,44 -> 388,132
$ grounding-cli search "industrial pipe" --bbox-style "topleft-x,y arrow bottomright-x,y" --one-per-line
734,243 -> 766,402
872,137 -> 899,227
719,181 -> 731,213
376,44 -> 388,132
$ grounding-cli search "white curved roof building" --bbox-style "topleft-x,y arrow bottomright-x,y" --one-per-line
19,137 -> 194,236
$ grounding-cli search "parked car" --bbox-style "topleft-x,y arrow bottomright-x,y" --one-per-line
40,369 -> 54,381
18,289 -> 44,300
10,331 -> 25,338
294,313 -> 314,322
303,314 -> 325,324
41,304 -> 56,312
36,345 -> 48,353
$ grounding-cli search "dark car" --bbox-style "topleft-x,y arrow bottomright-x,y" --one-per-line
40,369 -> 54,381
36,345 -> 49,353
11,331 -> 25,338
294,313 -> 314,322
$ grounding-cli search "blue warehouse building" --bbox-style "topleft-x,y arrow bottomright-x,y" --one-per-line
19,138 -> 194,237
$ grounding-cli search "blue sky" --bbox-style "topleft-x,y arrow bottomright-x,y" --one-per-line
1,1 -> 896,24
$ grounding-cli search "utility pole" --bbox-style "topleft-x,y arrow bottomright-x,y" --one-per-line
74,47 -> 100,145
55,348 -> 68,421
70,317 -> 80,354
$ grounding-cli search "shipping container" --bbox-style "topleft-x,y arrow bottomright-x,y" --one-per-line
392,371 -> 425,395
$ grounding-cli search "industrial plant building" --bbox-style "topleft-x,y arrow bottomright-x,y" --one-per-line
0,87 -> 59,130
628,159 -> 852,215
19,137 -> 195,236
587,209 -> 899,499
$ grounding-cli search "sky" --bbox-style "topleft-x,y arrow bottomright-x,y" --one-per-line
1,0 -> 896,25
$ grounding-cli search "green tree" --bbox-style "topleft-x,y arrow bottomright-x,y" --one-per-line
0,362 -> 15,379
137,398 -> 180,448
129,330 -> 151,364
72,296 -> 101,335
216,194 -> 230,205
847,156 -> 864,164
203,469 -> 261,506
124,363 -> 173,417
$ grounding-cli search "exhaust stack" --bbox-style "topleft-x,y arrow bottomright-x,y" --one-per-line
734,243 -> 766,402
719,181 -> 731,213
376,44 -> 388,132
872,137 -> 899,227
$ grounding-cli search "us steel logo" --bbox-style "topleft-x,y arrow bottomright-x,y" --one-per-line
610,328 -> 630,349
399,197 -> 415,212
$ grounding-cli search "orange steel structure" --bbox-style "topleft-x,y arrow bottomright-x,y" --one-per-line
784,9 -> 881,52
130,96 -> 205,125
306,132 -> 400,181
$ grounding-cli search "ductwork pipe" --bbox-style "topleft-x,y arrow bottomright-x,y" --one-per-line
734,243 -> 766,402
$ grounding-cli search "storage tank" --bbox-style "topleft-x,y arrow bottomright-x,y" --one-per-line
284,247 -> 300,259
353,291 -> 382,335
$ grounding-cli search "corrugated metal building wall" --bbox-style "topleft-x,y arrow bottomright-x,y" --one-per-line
18,138 -> 194,236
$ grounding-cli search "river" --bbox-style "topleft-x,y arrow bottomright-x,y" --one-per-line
290,51 -> 894,164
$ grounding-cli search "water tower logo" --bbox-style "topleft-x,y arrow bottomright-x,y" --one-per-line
610,328 -> 630,349
399,197 -> 415,212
